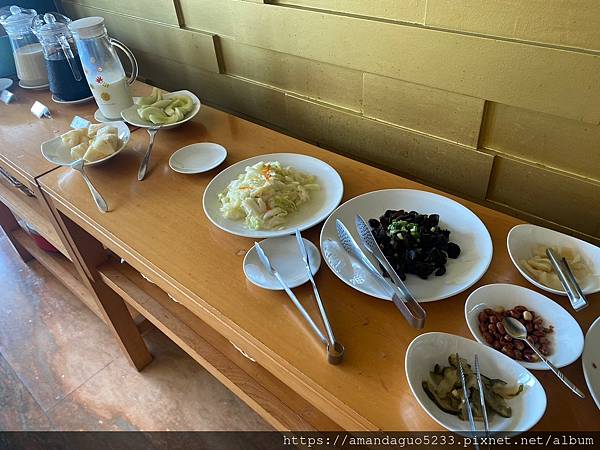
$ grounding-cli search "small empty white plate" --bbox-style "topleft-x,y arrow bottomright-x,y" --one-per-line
94,109 -> 121,123
0,78 -> 13,91
244,235 -> 321,290
169,143 -> 227,174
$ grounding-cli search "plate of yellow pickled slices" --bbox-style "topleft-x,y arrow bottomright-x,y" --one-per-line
121,88 -> 201,129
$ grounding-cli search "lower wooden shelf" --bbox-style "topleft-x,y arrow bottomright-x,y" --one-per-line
11,228 -> 145,328
97,259 -> 341,432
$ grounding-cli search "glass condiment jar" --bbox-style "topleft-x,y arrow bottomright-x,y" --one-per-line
0,5 -> 48,87
31,12 -> 91,101
68,17 -> 138,119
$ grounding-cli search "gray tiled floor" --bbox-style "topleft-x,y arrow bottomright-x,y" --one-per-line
0,233 -> 271,431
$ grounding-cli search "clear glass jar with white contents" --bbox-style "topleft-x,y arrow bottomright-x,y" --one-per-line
68,16 -> 138,119
0,5 -> 48,87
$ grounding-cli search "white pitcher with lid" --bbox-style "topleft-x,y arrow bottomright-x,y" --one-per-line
68,17 -> 138,120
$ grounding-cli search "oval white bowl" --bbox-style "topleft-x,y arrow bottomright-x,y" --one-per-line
41,121 -> 130,167
465,283 -> 584,370
507,224 -> 600,296
405,332 -> 546,433
121,89 -> 201,129
582,316 -> 600,410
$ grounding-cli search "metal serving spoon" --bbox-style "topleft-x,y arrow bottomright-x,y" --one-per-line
70,159 -> 108,213
137,126 -> 160,181
502,317 -> 585,398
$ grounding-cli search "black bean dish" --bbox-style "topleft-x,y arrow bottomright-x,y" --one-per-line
368,210 -> 461,280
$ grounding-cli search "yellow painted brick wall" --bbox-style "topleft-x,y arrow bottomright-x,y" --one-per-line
58,0 -> 600,243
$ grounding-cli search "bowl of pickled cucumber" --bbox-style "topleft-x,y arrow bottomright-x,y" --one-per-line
121,88 -> 201,129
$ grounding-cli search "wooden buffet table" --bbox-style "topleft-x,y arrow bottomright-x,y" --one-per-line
1,81 -> 599,432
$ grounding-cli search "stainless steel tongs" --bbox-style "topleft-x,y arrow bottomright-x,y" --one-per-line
295,230 -> 344,364
546,248 -> 588,311
254,238 -> 344,365
354,214 -> 426,329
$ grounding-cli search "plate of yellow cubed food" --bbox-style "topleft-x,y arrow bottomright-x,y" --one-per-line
41,121 -> 130,166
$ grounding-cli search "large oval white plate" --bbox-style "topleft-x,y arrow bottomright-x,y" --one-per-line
507,224 -> 600,296
465,284 -> 584,370
582,316 -> 600,410
406,332 -> 546,433
40,121 -> 130,167
203,153 -> 343,238
320,189 -> 493,302
121,90 -> 201,130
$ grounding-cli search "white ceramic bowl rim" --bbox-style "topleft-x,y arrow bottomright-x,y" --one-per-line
40,121 -> 130,167
506,224 -> 600,296
464,283 -> 584,370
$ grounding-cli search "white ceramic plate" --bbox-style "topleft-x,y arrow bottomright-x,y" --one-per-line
319,189 -> 493,302
0,78 -> 13,91
405,332 -> 546,433
465,283 -> 584,370
203,153 -> 344,238
507,224 -> 600,296
243,236 -> 321,290
94,109 -> 114,123
51,94 -> 94,105
121,90 -> 201,129
582,316 -> 600,409
41,121 -> 130,167
169,143 -> 227,174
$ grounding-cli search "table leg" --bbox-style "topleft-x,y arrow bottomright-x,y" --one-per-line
39,191 -> 152,371
0,200 -> 33,262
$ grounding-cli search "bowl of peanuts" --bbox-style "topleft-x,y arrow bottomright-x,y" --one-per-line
465,283 -> 584,370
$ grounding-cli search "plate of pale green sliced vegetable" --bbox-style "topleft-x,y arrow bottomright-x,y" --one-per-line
405,332 -> 546,434
121,88 -> 201,129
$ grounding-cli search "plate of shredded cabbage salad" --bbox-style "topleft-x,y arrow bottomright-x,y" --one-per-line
203,153 -> 344,238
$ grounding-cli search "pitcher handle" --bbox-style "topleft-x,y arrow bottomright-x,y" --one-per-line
110,38 -> 138,85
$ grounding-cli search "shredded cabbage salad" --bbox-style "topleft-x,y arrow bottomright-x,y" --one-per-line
218,161 -> 319,230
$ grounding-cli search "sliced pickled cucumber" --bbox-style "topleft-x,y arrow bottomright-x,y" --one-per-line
135,91 -> 195,124
137,87 -> 162,106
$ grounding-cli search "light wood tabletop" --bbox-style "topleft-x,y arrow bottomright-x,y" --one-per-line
37,103 -> 600,431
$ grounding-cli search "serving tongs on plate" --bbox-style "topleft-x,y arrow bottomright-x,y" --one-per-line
254,239 -> 344,365
546,248 -> 588,311
458,354 -> 485,450
353,214 -> 426,329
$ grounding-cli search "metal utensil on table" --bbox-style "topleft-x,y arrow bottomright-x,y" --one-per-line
70,159 -> 108,213
546,248 -> 588,311
336,219 -> 395,297
254,241 -> 328,346
295,229 -> 344,365
354,214 -> 426,329
474,355 -> 490,446
336,218 -> 420,323
503,317 -> 585,398
458,355 -> 480,450
137,126 -> 160,181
